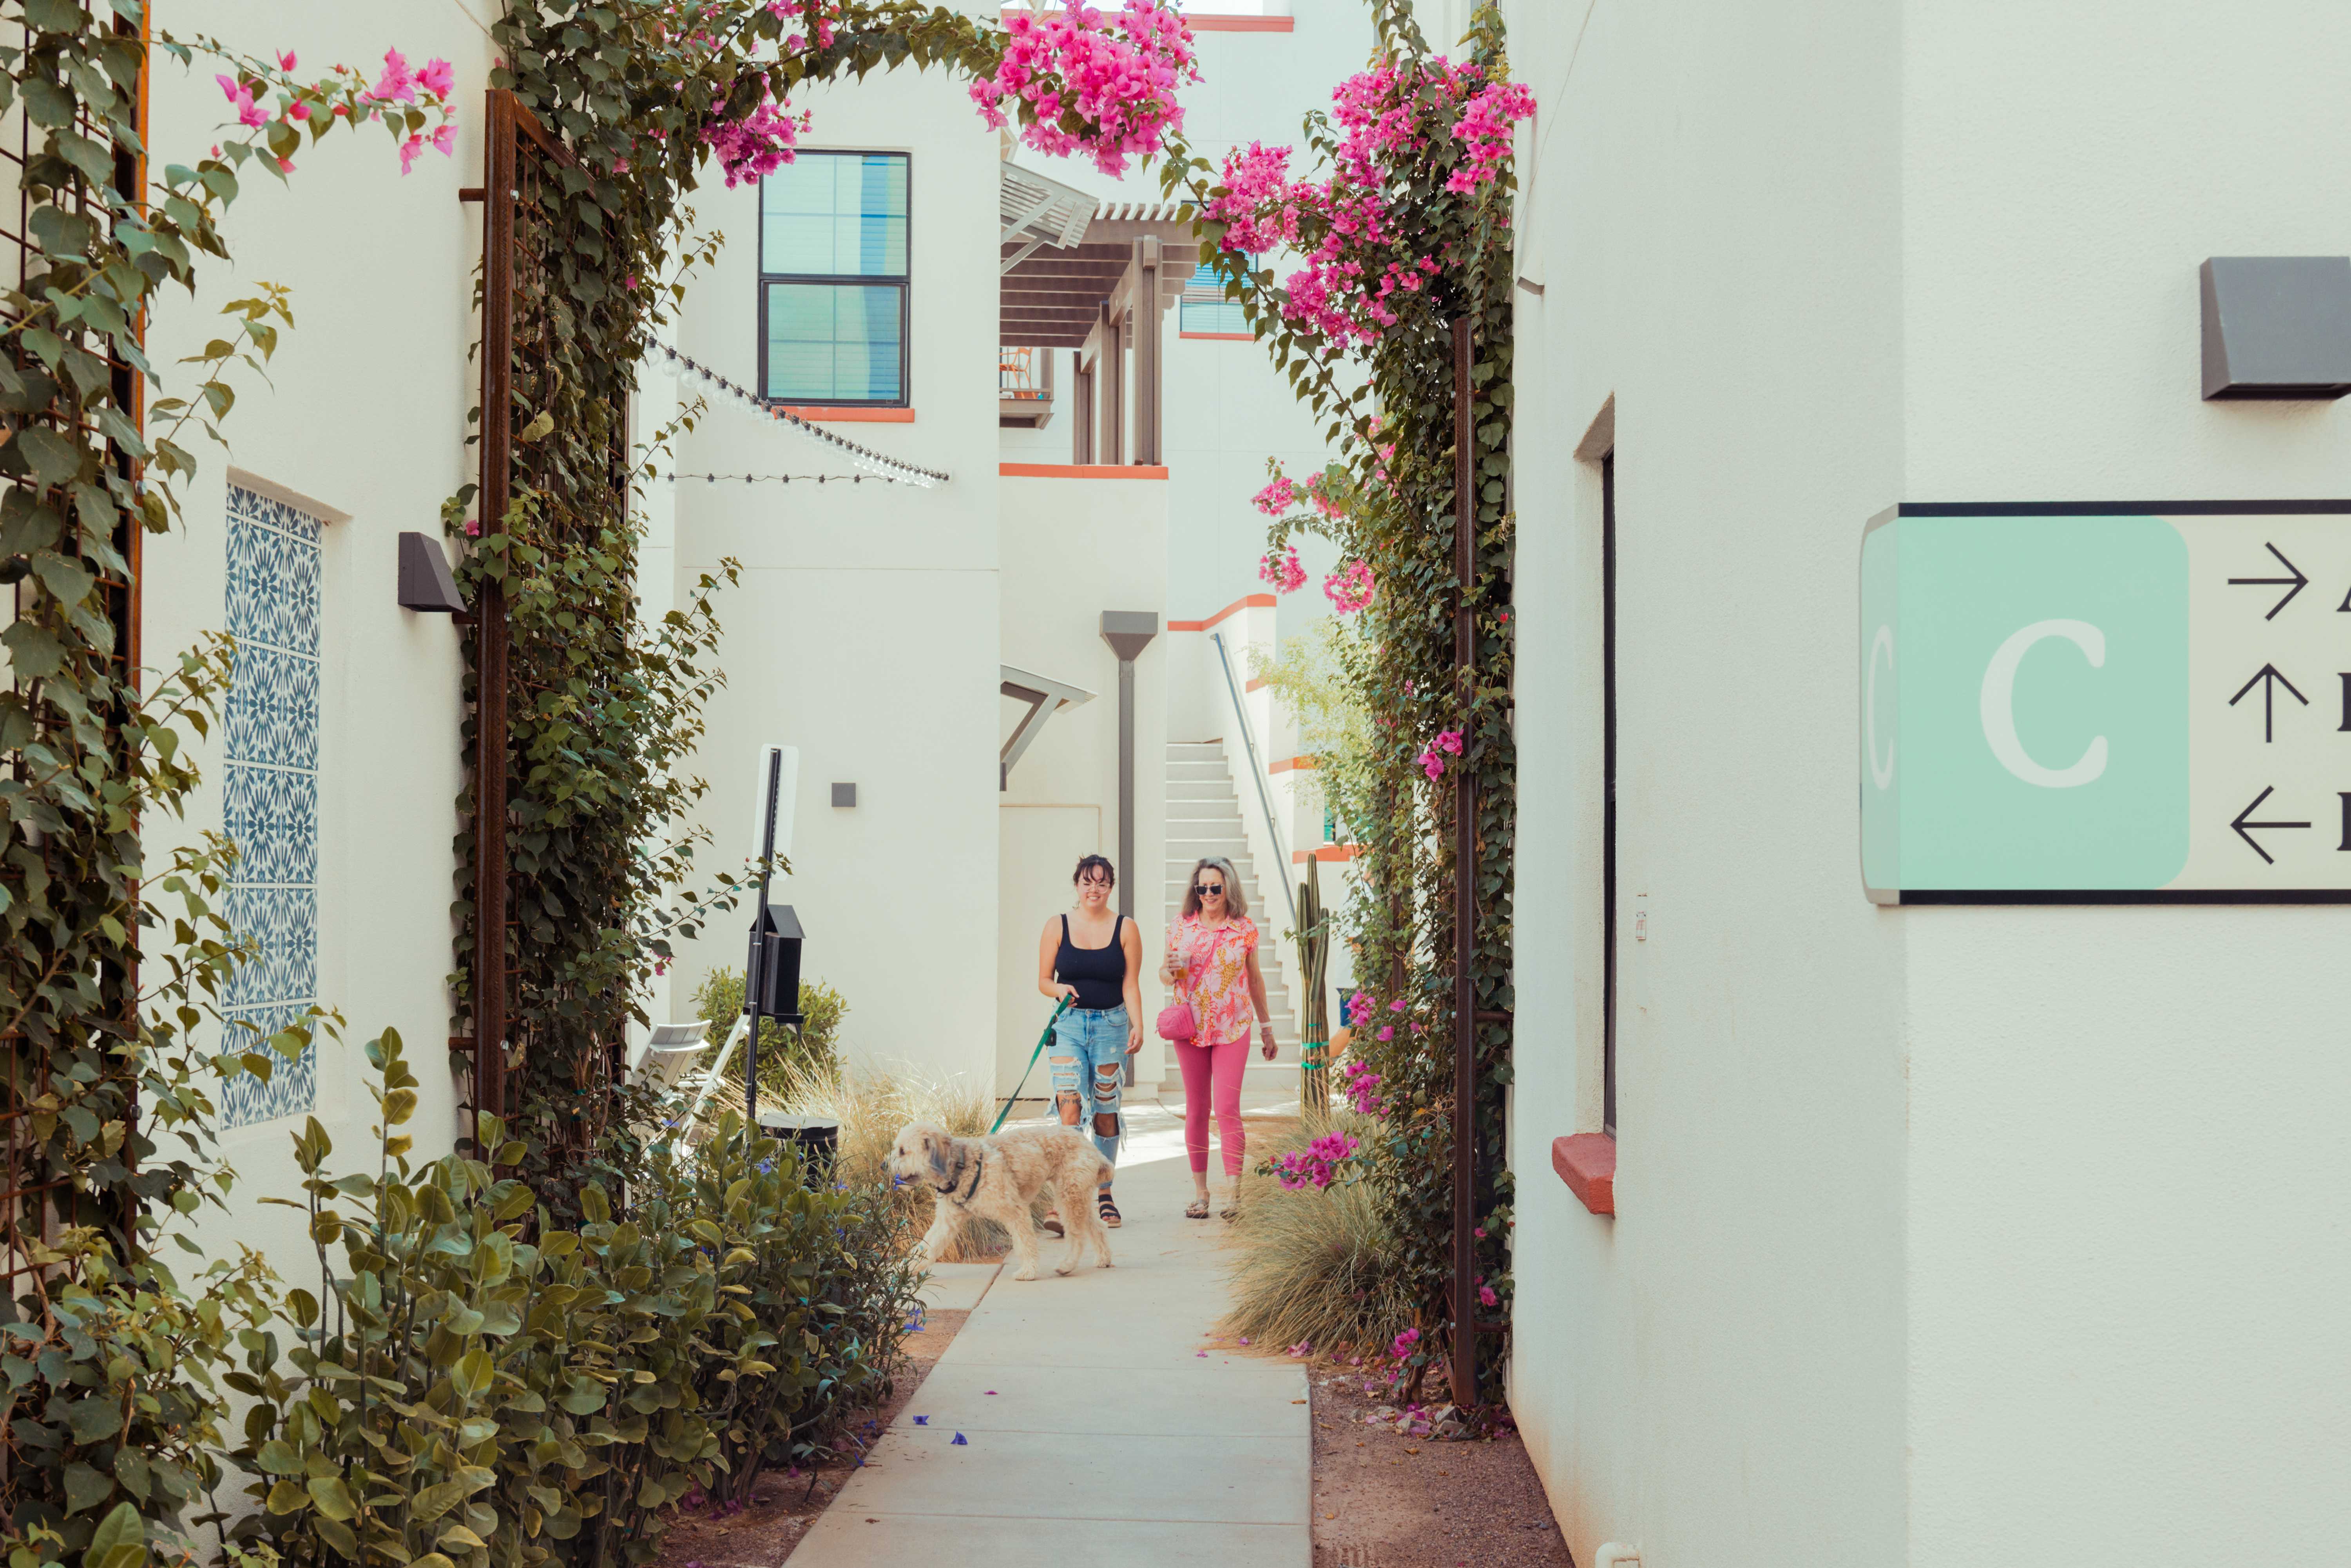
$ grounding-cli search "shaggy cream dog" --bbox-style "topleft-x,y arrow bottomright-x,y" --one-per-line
889,1121 -> 1114,1281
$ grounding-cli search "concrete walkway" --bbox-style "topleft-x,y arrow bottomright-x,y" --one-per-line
789,1090 -> 1309,1566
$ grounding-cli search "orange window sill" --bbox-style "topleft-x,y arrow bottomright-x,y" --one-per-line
779,406 -> 915,423
1270,754 -> 1316,773
1291,845 -> 1360,864
999,462 -> 1170,480
1552,1133 -> 1616,1215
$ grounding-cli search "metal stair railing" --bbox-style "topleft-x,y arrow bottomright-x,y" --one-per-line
1209,630 -> 1297,929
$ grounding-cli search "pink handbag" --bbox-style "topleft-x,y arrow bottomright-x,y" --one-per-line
1157,932 -> 1196,1042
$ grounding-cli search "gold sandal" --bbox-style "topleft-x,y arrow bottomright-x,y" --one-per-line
1184,1197 -> 1210,1220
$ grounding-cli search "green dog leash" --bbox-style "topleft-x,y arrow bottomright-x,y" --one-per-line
991,995 -> 1075,1134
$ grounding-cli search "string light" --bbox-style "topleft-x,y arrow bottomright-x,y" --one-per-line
652,342 -> 950,488
650,472 -> 877,485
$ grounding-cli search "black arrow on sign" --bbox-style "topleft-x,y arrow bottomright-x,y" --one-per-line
2228,541 -> 2309,620
2228,662 -> 2309,742
2231,786 -> 2312,865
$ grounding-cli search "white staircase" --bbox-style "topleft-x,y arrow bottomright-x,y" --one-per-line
1163,741 -> 1299,1062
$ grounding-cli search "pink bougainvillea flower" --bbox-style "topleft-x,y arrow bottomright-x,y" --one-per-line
370,48 -> 418,103
1324,560 -> 1375,614
1435,729 -> 1463,755
706,98 -> 806,188
1252,473 -> 1299,515
1391,1327 -> 1420,1359
970,0 -> 1200,176
1473,1226 -> 1486,1239
1287,1340 -> 1313,1357
275,156 -> 295,174
1418,748 -> 1445,780
432,123 -> 457,157
1258,545 -> 1306,594
276,50 -> 298,71
216,75 -> 268,129
1376,1025 -> 1394,1041
1478,1282 -> 1499,1308
417,56 -> 456,99
398,134 -> 425,175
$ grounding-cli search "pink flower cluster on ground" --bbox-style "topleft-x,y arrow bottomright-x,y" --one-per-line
1258,544 -> 1306,594
1324,559 -> 1374,614
1337,1059 -> 1384,1117
1269,1130 -> 1360,1190
971,2 -> 1200,176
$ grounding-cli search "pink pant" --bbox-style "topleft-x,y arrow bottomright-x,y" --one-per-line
1174,1036 -> 1250,1177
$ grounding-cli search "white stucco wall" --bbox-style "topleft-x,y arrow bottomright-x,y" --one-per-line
137,1 -> 492,1261
1506,2 -> 2351,1564
1502,1 -> 1909,1564
996,473 -> 1170,1091
667,65 -> 1001,1087
1898,7 -> 2351,1562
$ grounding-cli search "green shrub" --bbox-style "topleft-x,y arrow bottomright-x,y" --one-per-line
691,969 -> 844,1082
224,1027 -> 921,1568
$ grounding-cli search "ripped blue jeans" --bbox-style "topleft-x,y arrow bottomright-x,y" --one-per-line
1049,1003 -> 1128,1179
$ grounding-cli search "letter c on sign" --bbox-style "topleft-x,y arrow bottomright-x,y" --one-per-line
1979,619 -> 2108,788
1866,625 -> 1896,789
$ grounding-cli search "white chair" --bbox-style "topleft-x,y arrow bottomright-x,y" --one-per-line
628,1021 -> 712,1096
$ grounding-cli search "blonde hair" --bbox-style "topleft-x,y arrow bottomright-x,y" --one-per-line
1181,856 -> 1248,920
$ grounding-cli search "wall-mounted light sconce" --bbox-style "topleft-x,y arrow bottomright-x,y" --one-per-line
2200,256 -> 2351,399
397,531 -> 468,617
831,782 -> 857,808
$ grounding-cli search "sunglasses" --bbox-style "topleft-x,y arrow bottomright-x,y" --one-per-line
1193,882 -> 1226,896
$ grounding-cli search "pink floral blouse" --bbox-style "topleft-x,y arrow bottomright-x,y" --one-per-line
1173,914 -> 1260,1045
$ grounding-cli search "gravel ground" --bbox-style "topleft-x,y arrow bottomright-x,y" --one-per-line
1306,1359 -> 1572,1568
649,1306 -> 968,1568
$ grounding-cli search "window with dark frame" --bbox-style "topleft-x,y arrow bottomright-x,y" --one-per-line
1601,450 -> 1618,1135
757,151 -> 909,406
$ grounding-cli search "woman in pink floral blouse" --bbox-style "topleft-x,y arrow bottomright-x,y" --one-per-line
1159,855 -> 1278,1219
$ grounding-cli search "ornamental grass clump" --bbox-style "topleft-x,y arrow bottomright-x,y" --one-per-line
1220,1110 -> 1410,1357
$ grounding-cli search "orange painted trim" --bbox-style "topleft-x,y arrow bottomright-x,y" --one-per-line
1167,592 -> 1275,632
1552,1133 -> 1616,1216
1180,331 -> 1257,341
999,462 -> 1171,479
1291,845 -> 1360,863
1244,675 -> 1269,693
780,405 -> 915,422
1269,755 -> 1316,774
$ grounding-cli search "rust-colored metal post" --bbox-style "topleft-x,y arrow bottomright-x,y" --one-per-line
1449,316 -> 1478,1407
472,91 -> 518,1130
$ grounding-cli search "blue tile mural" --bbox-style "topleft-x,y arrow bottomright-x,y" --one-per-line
221,485 -> 323,1128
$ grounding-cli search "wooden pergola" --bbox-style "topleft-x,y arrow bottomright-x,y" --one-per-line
1000,168 -> 1196,465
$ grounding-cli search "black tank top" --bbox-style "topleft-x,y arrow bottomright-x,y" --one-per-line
1057,914 -> 1128,1010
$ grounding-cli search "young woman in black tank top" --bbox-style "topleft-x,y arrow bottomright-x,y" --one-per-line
1036,854 -> 1143,1227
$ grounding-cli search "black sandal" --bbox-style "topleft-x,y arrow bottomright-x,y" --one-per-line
1098,1192 -> 1122,1228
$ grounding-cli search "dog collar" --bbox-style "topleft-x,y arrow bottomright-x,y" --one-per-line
936,1152 -> 985,1206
